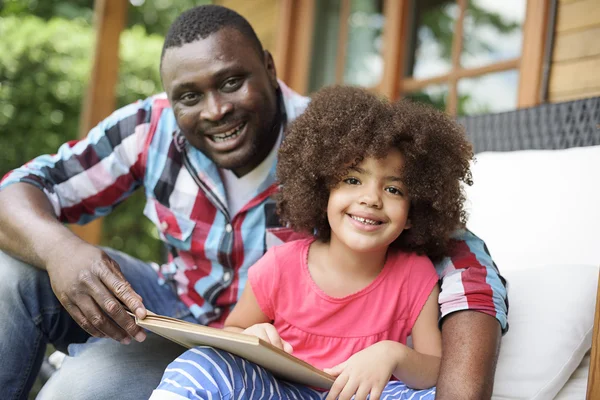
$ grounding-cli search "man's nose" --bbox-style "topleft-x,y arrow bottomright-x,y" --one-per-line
200,93 -> 233,121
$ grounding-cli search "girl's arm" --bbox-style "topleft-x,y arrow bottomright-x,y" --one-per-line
389,284 -> 442,389
223,283 -> 294,353
224,283 -> 270,332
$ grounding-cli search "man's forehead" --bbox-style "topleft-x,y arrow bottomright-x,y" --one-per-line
163,28 -> 255,65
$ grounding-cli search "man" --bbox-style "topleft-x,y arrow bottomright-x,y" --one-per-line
0,5 -> 507,400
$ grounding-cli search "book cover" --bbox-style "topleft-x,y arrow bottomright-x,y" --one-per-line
132,311 -> 335,390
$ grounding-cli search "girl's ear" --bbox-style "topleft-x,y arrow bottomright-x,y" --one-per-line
404,219 -> 412,230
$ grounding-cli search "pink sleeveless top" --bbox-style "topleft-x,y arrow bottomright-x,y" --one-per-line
248,239 -> 439,370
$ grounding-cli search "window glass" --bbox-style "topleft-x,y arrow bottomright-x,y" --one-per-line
405,84 -> 449,111
457,70 -> 519,115
404,0 -> 458,79
343,0 -> 385,87
461,0 -> 526,68
308,0 -> 342,92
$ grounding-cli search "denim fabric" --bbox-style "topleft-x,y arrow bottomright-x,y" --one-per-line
0,248 -> 193,400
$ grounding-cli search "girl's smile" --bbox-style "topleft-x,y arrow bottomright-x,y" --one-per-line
346,212 -> 386,232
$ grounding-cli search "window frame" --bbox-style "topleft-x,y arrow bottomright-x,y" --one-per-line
276,0 -> 551,114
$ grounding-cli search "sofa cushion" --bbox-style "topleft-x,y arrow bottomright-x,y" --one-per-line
492,265 -> 597,400
464,146 -> 600,272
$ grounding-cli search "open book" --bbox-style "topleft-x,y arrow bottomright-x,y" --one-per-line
131,311 -> 335,390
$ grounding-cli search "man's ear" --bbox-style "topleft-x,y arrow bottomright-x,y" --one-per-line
263,50 -> 278,89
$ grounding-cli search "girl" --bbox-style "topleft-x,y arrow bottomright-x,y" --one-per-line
151,86 -> 473,400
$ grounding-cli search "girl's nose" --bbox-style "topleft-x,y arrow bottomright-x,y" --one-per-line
359,187 -> 382,209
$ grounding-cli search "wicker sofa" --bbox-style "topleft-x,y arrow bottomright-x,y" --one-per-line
458,96 -> 599,399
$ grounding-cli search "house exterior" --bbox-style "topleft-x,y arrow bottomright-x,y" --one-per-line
215,0 -> 600,115
75,0 -> 600,246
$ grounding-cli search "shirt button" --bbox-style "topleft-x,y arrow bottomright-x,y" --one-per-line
159,221 -> 169,231
214,307 -> 222,315
223,271 -> 231,282
225,224 -> 232,233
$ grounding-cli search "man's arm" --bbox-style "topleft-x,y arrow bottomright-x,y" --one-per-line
0,183 -> 71,268
0,99 -> 157,343
434,229 -> 508,399
436,311 -> 501,399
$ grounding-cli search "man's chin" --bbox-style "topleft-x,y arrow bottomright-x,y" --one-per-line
211,151 -> 257,176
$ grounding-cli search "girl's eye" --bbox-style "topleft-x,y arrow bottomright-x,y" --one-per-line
386,186 -> 404,196
343,177 -> 360,185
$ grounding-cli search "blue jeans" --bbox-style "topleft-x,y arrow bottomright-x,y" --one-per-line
0,248 -> 194,400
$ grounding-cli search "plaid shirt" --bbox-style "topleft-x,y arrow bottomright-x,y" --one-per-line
1,81 -> 508,330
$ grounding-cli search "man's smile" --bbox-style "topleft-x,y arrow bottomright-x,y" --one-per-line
207,121 -> 247,143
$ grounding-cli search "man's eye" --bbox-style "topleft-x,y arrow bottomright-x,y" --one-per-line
343,177 -> 360,185
222,77 -> 242,91
386,187 -> 404,196
180,92 -> 200,102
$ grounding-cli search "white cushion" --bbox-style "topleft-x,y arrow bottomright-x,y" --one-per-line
553,351 -> 590,400
464,146 -> 600,273
492,265 -> 598,400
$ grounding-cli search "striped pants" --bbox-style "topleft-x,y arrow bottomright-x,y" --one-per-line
150,347 -> 436,400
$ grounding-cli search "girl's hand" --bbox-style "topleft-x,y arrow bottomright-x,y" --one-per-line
242,323 -> 294,354
324,341 -> 401,400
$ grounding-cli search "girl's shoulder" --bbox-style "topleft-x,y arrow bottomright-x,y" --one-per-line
269,237 -> 313,258
385,249 -> 436,279
259,238 -> 314,275
387,249 -> 433,266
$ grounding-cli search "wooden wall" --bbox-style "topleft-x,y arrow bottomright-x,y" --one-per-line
549,0 -> 600,102
214,0 -> 281,61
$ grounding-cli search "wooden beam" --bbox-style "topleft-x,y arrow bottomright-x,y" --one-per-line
587,270 -> 600,399
379,0 -> 409,100
518,0 -> 551,107
70,0 -> 127,245
446,0 -> 467,116
334,0 -> 351,84
402,58 -> 520,92
274,0 -> 315,95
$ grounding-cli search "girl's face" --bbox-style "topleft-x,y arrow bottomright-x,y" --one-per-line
326,150 -> 411,253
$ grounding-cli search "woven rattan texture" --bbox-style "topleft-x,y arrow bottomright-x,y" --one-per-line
457,97 -> 600,154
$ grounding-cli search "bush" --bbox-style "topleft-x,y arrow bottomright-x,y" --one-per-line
0,15 -> 166,262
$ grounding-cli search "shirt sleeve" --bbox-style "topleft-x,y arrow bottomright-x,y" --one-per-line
435,229 -> 509,333
0,97 -> 156,225
247,247 -> 281,320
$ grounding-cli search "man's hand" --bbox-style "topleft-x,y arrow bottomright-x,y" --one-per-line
242,323 -> 293,354
45,238 -> 147,344
324,341 -> 397,400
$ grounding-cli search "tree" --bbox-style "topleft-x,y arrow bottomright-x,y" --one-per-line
0,0 -> 210,35
0,15 -> 167,262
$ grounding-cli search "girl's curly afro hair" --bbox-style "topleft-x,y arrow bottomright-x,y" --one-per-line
276,86 -> 473,260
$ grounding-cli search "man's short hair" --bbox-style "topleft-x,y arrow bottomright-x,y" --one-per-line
161,5 -> 264,65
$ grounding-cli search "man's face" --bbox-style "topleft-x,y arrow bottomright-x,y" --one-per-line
160,28 -> 279,176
